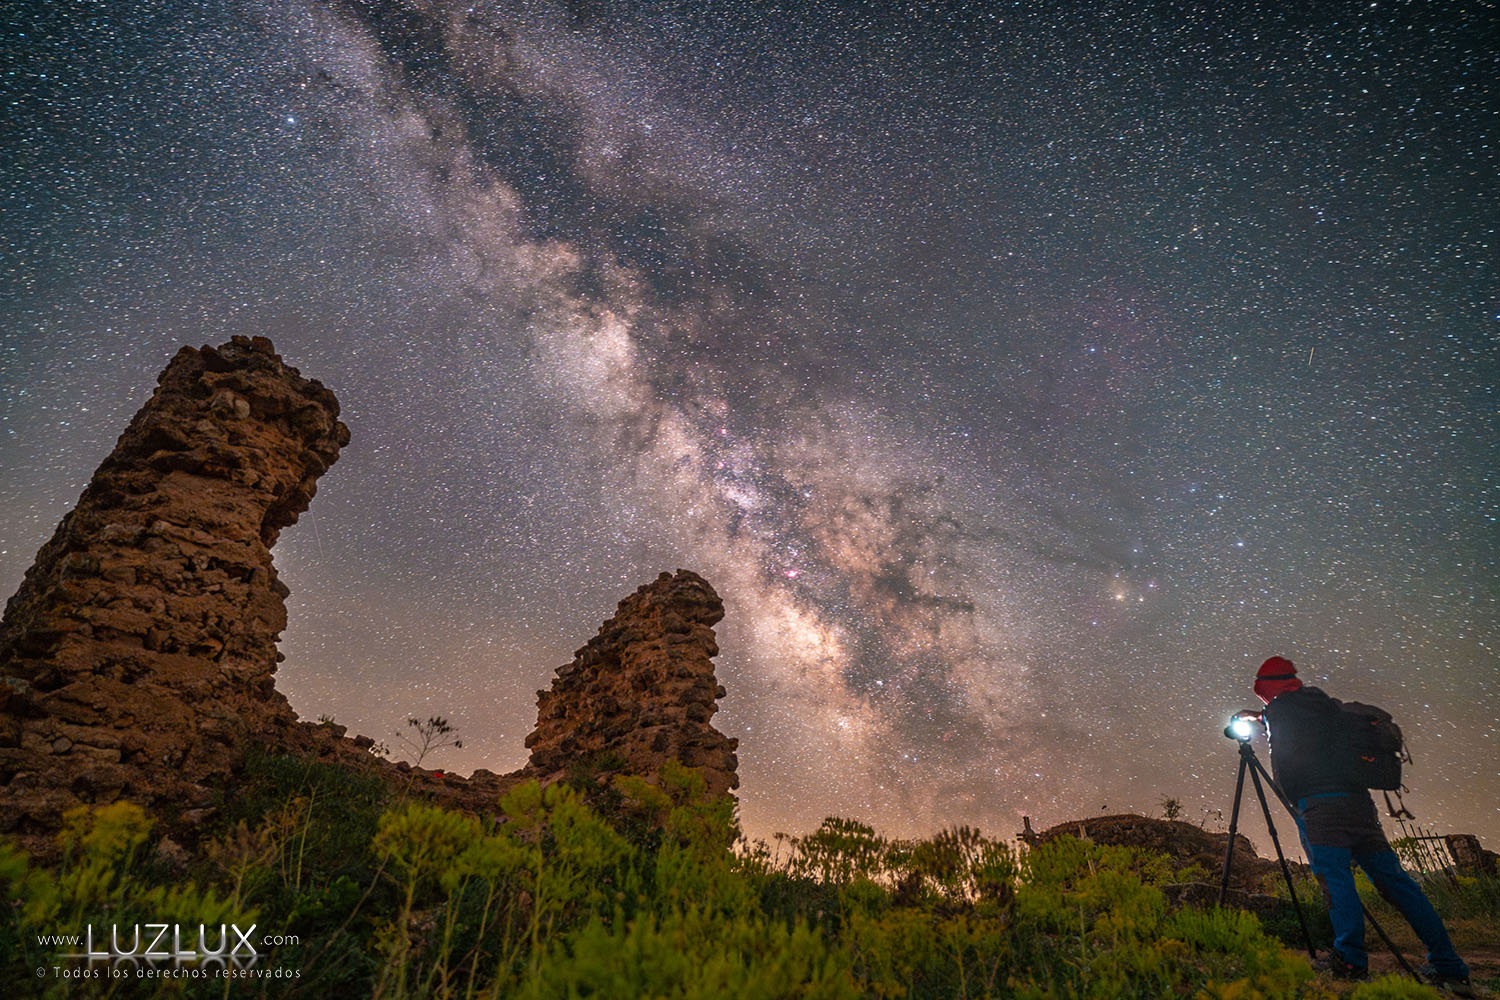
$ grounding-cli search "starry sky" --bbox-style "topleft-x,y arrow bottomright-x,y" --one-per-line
2,0 -> 1496,851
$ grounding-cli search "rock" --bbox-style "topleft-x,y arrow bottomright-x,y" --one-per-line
0,336 -> 739,848
0,337 -> 346,854
180,808 -> 217,827
1445,833 -> 1498,877
154,835 -> 190,873
514,570 -> 739,797
1036,813 -> 1283,895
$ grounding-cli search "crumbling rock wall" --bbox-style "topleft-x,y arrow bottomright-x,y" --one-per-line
275,570 -> 740,812
1445,833 -> 1499,877
0,336 -> 739,852
0,336 -> 348,846
517,570 -> 739,797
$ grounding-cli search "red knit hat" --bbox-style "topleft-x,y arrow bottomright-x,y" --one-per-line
1253,656 -> 1302,704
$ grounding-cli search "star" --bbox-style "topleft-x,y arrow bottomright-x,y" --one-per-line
1,0 -> 1493,846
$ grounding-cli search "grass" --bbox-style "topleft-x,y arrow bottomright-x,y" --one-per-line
3,753 -> 1496,998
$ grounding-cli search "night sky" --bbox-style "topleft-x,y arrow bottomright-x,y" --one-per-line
2,0 -> 1495,850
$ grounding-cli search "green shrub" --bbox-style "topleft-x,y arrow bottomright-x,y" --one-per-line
0,803 -> 258,999
6,767 -> 1387,999
521,907 -> 854,1000
1348,974 -> 1443,999
1418,872 -> 1500,921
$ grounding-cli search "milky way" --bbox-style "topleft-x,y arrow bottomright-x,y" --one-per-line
2,0 -> 1495,848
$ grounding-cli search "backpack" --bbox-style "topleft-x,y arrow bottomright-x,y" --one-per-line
1337,701 -> 1408,791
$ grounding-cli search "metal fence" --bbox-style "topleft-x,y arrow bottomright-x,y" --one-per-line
1392,818 -> 1460,887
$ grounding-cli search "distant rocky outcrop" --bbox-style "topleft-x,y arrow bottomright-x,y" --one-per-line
0,337 -> 348,850
1037,813 -> 1286,899
0,337 -> 738,854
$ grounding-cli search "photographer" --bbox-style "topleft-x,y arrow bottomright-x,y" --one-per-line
1239,656 -> 1471,994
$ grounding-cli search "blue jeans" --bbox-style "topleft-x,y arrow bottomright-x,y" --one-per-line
1296,800 -> 1468,978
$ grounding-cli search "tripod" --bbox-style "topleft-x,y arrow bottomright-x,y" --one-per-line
1217,729 -> 1420,980
1218,734 -> 1318,959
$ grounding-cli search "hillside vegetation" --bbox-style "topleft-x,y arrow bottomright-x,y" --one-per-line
3,750 -> 1490,998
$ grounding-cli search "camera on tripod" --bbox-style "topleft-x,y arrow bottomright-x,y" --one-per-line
1216,707 -> 1316,961
1224,711 -> 1263,742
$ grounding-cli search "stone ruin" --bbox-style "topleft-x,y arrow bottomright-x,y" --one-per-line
0,337 -> 348,846
518,569 -> 738,797
299,569 -> 739,812
0,336 -> 738,853
1444,833 -> 1498,877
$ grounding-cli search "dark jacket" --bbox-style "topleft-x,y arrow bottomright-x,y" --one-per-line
1262,685 -> 1364,803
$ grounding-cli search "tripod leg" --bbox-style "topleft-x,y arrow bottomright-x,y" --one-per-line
1246,752 -> 1296,816
1361,902 -> 1421,981
1248,764 -> 1318,960
1243,754 -> 1422,981
1218,756 -> 1250,906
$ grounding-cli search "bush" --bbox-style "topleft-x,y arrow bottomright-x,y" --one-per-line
0,803 -> 257,999
5,763 -> 1366,999
1419,872 -> 1500,922
1348,975 -> 1443,999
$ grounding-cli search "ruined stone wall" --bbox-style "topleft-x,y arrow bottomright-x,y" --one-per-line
277,569 -> 741,812
0,336 -> 739,852
0,336 -> 348,844
518,570 -> 739,797
1446,833 -> 1499,877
